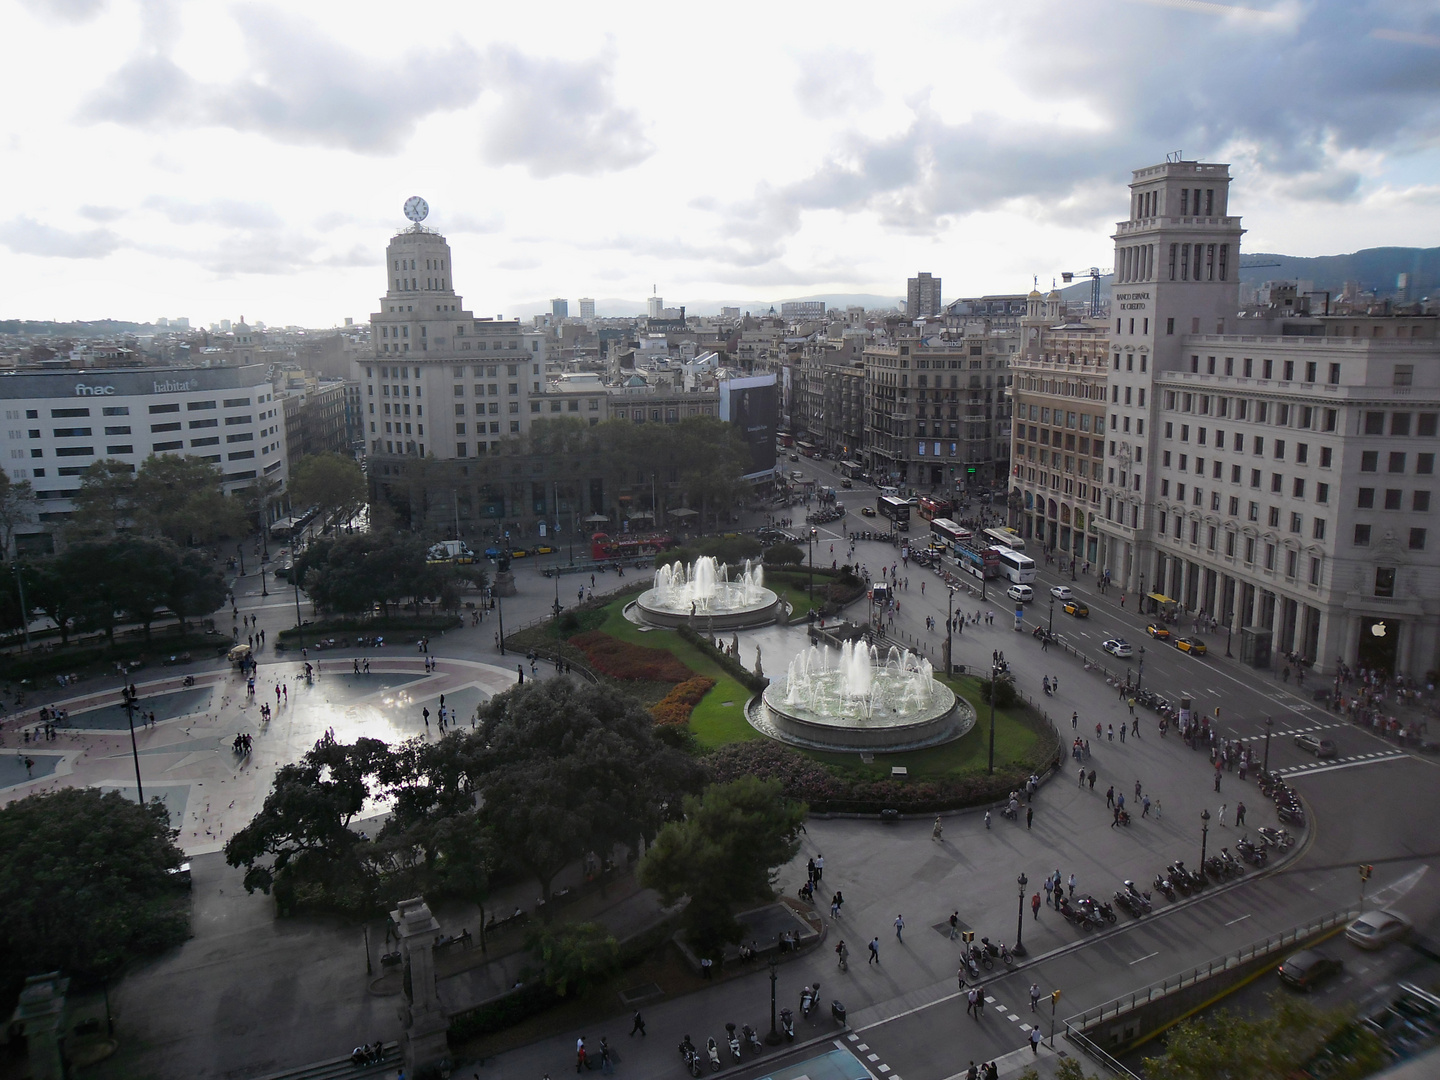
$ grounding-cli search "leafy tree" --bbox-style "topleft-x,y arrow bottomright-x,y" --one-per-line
762,543 -> 804,566
639,777 -> 806,956
134,455 -> 246,545
0,468 -> 36,557
224,734 -> 391,904
164,545 -> 228,631
24,559 -> 80,645
67,459 -> 138,539
0,789 -> 188,993
289,452 -> 367,532
475,679 -> 705,903
300,531 -> 448,617
244,474 -> 285,533
527,922 -> 621,997
1142,996 -> 1386,1080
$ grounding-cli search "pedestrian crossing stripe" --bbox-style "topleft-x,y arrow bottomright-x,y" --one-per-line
1276,750 -> 1406,776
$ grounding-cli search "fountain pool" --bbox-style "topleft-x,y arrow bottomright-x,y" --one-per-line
632,556 -> 784,630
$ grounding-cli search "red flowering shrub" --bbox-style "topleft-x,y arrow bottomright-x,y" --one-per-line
568,631 -> 694,683
649,676 -> 716,725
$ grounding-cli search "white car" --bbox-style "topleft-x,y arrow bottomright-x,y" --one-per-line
1103,638 -> 1134,657
1050,585 -> 1073,600
1006,584 -> 1034,603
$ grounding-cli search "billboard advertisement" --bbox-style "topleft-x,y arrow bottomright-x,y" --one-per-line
719,374 -> 778,480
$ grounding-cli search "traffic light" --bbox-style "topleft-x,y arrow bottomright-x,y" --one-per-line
961,930 -> 975,944
1051,990 -> 1061,1003
1214,707 -> 1221,719
1360,864 -> 1373,881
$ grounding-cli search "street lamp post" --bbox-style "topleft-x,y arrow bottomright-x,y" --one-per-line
1262,716 -> 1273,776
11,563 -> 31,652
496,585 -> 506,656
121,684 -> 145,803
1014,872 -> 1029,956
808,527 -> 817,601
765,957 -> 781,1045
945,586 -> 956,677
1226,622 -> 1233,658
1138,646 -> 1146,691
237,543 -> 245,577
1200,808 -> 1211,870
987,654 -> 998,775
1048,595 -> 1055,636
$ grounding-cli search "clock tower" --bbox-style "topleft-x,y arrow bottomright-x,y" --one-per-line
1096,159 -> 1244,592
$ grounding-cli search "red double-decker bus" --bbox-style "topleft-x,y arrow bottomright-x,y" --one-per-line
590,532 -> 678,560
918,495 -> 953,521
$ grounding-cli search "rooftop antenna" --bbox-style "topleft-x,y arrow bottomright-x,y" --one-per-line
1166,149 -> 1183,163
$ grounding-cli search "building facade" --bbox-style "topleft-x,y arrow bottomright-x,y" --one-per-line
864,327 -> 1014,490
1061,157 -> 1440,678
907,272 -> 942,318
0,364 -> 285,551
1008,290 -> 1110,560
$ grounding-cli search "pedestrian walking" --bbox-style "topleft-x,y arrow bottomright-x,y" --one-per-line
1029,1027 -> 1042,1054
1031,892 -> 1041,919
1106,785 -> 1115,808
1088,769 -> 1096,789
518,664 -> 525,684
1142,794 -> 1151,817
1030,983 -> 1042,1011
629,1011 -> 646,1036
815,854 -> 824,880
1026,805 -> 1034,829
1072,711 -> 1078,730
966,988 -> 978,1016
894,914 -> 905,940
1132,716 -> 1140,737
868,937 -> 880,964
1119,724 -> 1126,743
1155,798 -> 1162,819
1135,780 -> 1142,799
600,1038 -> 613,1075
1068,872 -> 1076,898
1108,723 -> 1115,741
1043,876 -> 1053,906
949,911 -> 959,939
1078,767 -> 1086,788
576,1037 -> 587,1074
1128,697 -> 1136,718
1214,769 -> 1222,792
1218,803 -> 1227,827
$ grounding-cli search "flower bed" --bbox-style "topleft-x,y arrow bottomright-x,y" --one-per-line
649,676 -> 717,725
567,630 -> 694,683
705,739 -> 1035,814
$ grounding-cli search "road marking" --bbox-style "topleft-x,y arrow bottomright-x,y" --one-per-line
1225,914 -> 1251,926
878,1065 -> 891,1074
1130,950 -> 1159,965
868,1053 -> 880,1062
1278,751 -> 1407,777
856,1043 -> 869,1051
847,1034 -> 859,1042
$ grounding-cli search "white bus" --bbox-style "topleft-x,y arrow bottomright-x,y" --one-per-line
995,548 -> 1037,585
983,526 -> 1027,553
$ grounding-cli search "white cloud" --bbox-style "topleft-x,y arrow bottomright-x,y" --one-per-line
0,217 -> 122,259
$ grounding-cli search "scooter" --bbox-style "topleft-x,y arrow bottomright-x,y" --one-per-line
725,1024 -> 741,1062
182,674 -> 197,687
960,951 -> 981,982
742,1025 -> 761,1055
707,1037 -> 721,1072
779,1009 -> 795,1041
1166,864 -> 1192,896
1153,873 -> 1177,901
999,942 -> 1015,966
979,938 -> 999,968
800,983 -> 820,1019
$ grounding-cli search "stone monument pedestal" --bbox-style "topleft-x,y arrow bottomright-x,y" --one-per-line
392,898 -> 450,1076
10,973 -> 68,1080
493,570 -> 517,597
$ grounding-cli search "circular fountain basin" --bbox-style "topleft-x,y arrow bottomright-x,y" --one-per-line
752,679 -> 969,751
634,556 -> 785,630
634,585 -> 784,629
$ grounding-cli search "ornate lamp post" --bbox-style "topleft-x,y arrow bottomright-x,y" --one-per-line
236,543 -> 245,577
1138,646 -> 1146,691
1200,808 -> 1211,870
1262,716 -> 1273,776
765,956 -> 781,1045
1048,595 -> 1056,636
1014,872 -> 1029,956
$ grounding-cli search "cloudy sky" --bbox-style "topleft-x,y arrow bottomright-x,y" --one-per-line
3,0 -> 1438,326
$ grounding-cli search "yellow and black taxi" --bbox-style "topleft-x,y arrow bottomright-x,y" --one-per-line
1145,623 -> 1172,639
1063,599 -> 1089,618
1174,636 -> 1207,656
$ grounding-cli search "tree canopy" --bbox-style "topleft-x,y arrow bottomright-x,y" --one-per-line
288,452 -> 367,531
296,530 -> 454,616
0,467 -> 36,557
639,776 -> 807,956
0,789 -> 189,994
67,455 -> 247,544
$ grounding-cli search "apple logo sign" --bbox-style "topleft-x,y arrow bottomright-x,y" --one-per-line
1370,620 -> 1388,638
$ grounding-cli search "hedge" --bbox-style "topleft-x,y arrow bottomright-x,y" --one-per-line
675,625 -> 768,694
705,739 -> 1045,814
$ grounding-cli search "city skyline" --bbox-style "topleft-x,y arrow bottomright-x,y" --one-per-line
1,0 -> 1437,326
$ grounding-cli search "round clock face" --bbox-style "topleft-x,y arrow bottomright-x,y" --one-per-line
403,196 -> 429,223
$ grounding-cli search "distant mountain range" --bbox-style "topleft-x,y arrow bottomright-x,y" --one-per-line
1059,246 -> 1440,305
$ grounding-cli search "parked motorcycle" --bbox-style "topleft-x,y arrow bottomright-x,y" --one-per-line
725,1024 -> 741,1062
742,1025 -> 761,1055
1153,872 -> 1177,902
779,1009 -> 794,1041
1257,826 -> 1295,851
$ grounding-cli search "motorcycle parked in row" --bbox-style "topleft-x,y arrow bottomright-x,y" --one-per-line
679,1037 -> 702,1077
1153,872 -> 1177,902
1257,826 -> 1295,851
1114,880 -> 1152,916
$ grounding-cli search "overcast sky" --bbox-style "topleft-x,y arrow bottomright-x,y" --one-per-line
3,0 -> 1438,327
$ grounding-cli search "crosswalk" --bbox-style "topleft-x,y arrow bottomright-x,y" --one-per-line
1276,749 -> 1409,776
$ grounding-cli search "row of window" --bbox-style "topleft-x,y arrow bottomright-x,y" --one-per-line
1159,517 -> 1325,583
1020,405 -> 1105,433
1165,396 -> 1342,431
1354,524 -> 1428,552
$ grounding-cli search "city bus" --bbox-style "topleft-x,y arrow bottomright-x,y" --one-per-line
983,526 -> 1027,553
929,517 -> 971,548
995,548 -> 1037,585
877,495 -> 911,531
954,541 -> 1001,578
918,495 -> 953,522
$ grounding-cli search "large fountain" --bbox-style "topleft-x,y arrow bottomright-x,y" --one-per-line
632,556 -> 785,630
751,640 -> 971,751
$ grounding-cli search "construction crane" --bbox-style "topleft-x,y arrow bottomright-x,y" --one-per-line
1060,267 -> 1113,318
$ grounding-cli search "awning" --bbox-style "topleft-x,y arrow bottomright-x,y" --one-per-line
1147,592 -> 1176,604
668,507 -> 698,518
583,513 -> 609,523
